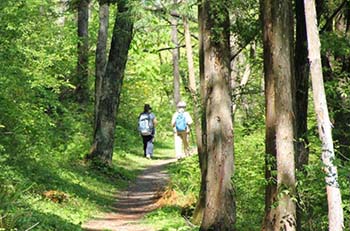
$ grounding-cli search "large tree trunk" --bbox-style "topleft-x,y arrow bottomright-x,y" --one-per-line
199,1 -> 235,230
87,1 -> 133,165
261,0 -> 277,230
76,0 -> 90,103
261,1 -> 296,230
273,1 -> 296,230
94,0 -> 109,132
294,1 -> 309,230
171,0 -> 181,105
304,1 -> 344,230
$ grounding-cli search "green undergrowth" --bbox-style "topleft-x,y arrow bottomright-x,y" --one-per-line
0,113 -> 173,231
1,105 -> 348,231
0,149 -> 150,230
149,123 -> 350,231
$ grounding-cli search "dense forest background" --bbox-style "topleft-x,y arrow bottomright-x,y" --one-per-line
0,0 -> 349,230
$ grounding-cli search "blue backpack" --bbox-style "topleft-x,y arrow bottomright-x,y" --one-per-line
175,112 -> 187,132
138,113 -> 153,136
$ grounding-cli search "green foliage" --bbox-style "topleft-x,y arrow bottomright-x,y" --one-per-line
296,162 -> 329,230
168,156 -> 201,198
145,206 -> 199,231
230,0 -> 260,47
234,125 -> 265,230
321,32 -> 350,58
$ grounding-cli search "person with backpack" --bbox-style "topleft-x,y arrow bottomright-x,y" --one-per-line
171,101 -> 193,160
138,104 -> 157,159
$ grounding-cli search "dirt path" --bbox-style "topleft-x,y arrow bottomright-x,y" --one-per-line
82,157 -> 176,231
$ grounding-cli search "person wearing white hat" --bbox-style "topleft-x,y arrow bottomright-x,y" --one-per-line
171,101 -> 193,159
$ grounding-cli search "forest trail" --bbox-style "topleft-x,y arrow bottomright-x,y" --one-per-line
82,156 -> 176,231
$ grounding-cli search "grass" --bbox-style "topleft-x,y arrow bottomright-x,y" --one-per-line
0,130 -> 175,231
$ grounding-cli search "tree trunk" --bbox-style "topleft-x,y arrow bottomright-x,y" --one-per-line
94,0 -> 109,133
261,1 -> 296,230
273,1 -> 296,229
275,2 -> 297,231
199,1 -> 235,230
171,1 -> 181,105
261,0 -> 277,230
294,1 -> 309,230
192,1 -> 207,224
76,0 -> 90,103
87,1 -> 133,165
304,1 -> 344,230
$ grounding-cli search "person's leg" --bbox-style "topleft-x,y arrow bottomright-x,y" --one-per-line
142,136 -> 148,157
178,132 -> 190,157
145,135 -> 154,158
174,133 -> 183,159
182,132 -> 190,156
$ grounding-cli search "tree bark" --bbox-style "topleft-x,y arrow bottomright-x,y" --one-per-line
199,1 -> 235,230
76,0 -> 90,103
261,1 -> 296,230
304,1 -> 344,230
273,1 -> 296,229
87,1 -> 133,165
171,0 -> 181,106
261,0 -> 277,230
94,0 -> 109,133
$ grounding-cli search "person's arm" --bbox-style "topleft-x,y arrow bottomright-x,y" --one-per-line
185,112 -> 193,133
171,112 -> 177,127
153,117 -> 158,127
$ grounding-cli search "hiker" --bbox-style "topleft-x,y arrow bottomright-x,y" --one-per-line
171,101 -> 193,160
138,104 -> 157,159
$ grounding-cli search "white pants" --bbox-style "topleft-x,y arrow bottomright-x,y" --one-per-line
174,131 -> 190,159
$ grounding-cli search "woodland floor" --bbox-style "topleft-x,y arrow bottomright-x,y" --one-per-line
82,156 -> 176,231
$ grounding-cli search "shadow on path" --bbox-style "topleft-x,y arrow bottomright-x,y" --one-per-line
82,157 -> 176,231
